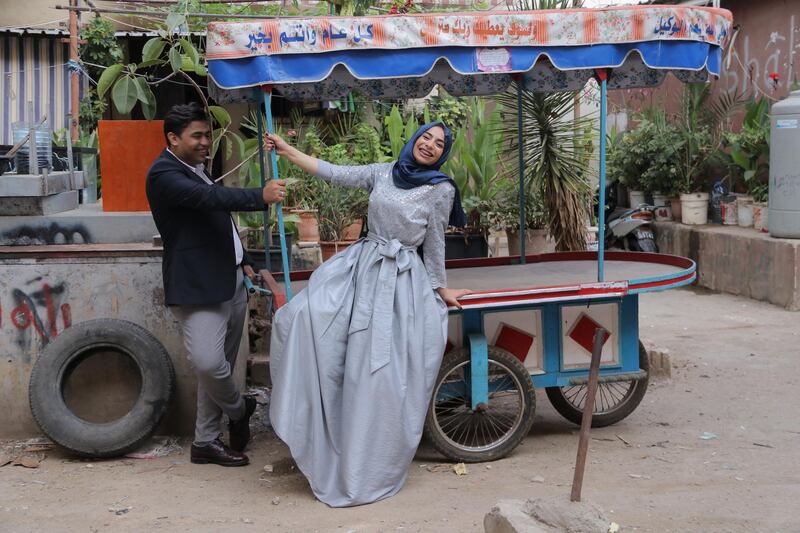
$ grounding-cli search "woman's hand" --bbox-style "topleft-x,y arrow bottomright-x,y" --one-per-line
264,133 -> 292,156
263,133 -> 319,176
437,287 -> 473,309
243,264 -> 256,280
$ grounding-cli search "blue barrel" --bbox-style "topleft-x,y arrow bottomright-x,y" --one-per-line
770,90 -> 800,238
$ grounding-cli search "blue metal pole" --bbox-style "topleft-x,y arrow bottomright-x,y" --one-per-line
262,89 -> 293,300
597,76 -> 608,283
517,81 -> 526,264
254,102 -> 271,275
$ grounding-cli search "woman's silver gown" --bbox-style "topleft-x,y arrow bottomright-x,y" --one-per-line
269,162 -> 454,507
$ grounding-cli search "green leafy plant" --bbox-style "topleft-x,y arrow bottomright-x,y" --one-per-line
671,83 -> 741,194
724,97 -> 770,202
96,12 -> 205,121
607,115 -> 683,196
441,97 -> 508,232
78,88 -> 107,132
80,17 -> 123,82
384,104 -> 419,159
311,139 -> 370,241
426,89 -> 470,131
476,177 -> 547,233
79,17 -> 123,131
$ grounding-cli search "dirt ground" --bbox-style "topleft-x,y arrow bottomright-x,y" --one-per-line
2,287 -> 799,532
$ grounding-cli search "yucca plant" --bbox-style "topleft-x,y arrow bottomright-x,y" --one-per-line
498,84 -> 594,251
496,0 -> 593,252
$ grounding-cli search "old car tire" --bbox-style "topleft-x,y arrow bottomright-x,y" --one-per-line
546,341 -> 649,427
29,318 -> 175,458
424,346 -> 535,463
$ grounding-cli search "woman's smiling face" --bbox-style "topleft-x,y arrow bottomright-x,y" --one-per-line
412,126 -> 446,166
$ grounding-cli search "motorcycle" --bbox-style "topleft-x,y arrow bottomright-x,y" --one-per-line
596,180 -> 658,252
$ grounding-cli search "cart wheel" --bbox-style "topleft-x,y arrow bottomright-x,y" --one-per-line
545,341 -> 649,427
424,347 -> 535,463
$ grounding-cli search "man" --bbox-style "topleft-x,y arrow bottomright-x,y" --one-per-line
146,102 -> 285,467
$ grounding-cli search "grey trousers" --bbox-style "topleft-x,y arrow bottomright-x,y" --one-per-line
171,267 -> 248,445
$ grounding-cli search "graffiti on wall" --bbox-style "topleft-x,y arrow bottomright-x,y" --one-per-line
1,222 -> 92,246
1,277 -> 72,357
722,15 -> 798,97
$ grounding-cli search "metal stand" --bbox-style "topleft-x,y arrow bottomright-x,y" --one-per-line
261,88 -> 293,300
596,72 -> 609,282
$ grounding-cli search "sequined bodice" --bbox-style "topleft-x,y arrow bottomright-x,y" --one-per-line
320,162 -> 454,288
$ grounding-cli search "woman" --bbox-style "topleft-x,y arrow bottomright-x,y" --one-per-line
265,122 -> 471,507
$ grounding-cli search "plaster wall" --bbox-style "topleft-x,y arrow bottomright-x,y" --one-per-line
654,221 -> 800,311
0,247 -> 248,438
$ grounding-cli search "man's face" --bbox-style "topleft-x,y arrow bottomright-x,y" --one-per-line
168,120 -> 211,166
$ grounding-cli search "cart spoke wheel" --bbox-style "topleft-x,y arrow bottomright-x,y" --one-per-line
424,347 -> 535,463
545,341 -> 649,428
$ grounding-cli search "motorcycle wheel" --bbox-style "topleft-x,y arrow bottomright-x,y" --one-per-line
627,235 -> 657,252
637,237 -> 657,252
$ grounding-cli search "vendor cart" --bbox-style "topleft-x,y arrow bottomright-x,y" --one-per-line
206,4 -> 731,462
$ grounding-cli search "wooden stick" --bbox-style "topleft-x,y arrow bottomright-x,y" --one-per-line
570,327 -> 607,503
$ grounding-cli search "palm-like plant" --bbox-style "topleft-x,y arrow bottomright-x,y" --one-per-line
496,0 -> 593,252
498,88 -> 594,251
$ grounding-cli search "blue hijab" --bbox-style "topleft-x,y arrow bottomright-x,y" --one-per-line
392,122 -> 468,228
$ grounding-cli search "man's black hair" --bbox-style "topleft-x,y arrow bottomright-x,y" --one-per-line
163,102 -> 208,145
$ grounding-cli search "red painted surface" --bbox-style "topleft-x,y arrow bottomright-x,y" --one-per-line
494,323 -> 534,363
98,120 -> 165,212
568,313 -> 610,354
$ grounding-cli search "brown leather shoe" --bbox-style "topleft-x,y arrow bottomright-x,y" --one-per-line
190,438 -> 249,467
229,395 -> 257,453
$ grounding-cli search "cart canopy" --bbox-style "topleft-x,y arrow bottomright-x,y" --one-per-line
206,6 -> 732,102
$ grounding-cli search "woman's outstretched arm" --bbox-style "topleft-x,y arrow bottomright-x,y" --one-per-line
264,132 -> 377,190
264,133 -> 319,175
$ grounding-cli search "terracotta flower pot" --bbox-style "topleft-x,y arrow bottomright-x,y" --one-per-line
342,220 -> 364,241
505,229 -> 554,256
293,209 -> 319,243
669,197 -> 682,221
319,240 -> 358,261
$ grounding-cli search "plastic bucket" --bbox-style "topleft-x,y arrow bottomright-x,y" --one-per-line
753,203 -> 768,231
652,193 -> 668,207
680,192 -> 709,225
628,190 -> 646,207
737,196 -> 754,227
654,205 -> 672,221
720,196 -> 738,225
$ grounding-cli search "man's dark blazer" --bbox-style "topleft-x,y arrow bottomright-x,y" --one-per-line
146,149 -> 265,306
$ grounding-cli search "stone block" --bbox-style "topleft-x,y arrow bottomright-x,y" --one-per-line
641,340 -> 671,379
484,497 -> 611,533
0,190 -> 78,216
248,355 -> 271,388
0,171 -> 81,197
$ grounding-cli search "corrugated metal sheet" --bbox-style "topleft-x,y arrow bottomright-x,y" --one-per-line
0,33 -> 87,145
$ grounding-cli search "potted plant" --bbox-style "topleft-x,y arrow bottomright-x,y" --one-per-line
607,106 -> 684,212
479,178 -> 551,256
672,84 -> 741,225
300,117 -> 380,260
607,120 -> 653,208
724,97 -> 770,230
439,98 -> 507,259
